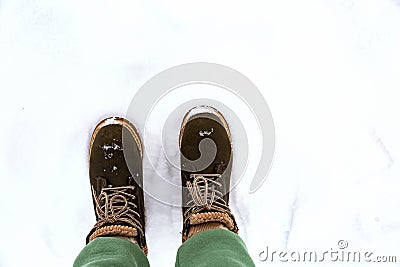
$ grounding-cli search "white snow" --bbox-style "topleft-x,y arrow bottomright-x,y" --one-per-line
199,128 -> 214,137
1,0 -> 400,266
103,117 -> 119,126
186,106 -> 220,118
101,143 -> 122,151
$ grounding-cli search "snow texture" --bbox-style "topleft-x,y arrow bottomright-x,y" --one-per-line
1,0 -> 400,266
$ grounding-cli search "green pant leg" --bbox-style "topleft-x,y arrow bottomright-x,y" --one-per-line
73,237 -> 149,267
175,229 -> 255,267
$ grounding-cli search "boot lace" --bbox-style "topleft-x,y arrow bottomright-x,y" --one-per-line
184,174 -> 232,220
92,185 -> 143,232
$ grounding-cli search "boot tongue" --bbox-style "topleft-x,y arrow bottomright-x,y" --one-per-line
214,161 -> 226,174
95,176 -> 108,196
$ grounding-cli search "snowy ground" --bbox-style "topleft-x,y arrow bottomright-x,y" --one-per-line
1,0 -> 400,266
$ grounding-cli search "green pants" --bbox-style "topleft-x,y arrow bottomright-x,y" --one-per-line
74,229 -> 255,267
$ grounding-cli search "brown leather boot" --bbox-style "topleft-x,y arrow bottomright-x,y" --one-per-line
180,107 -> 238,242
86,117 -> 147,255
